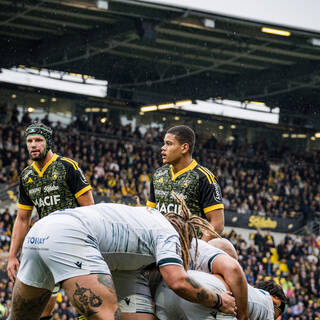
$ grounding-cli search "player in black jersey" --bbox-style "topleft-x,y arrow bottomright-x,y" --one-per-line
147,125 -> 224,238
7,122 -> 94,320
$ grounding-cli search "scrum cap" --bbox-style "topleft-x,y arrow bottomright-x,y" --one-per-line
25,122 -> 53,155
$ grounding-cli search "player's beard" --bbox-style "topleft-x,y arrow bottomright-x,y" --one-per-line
29,149 -> 46,161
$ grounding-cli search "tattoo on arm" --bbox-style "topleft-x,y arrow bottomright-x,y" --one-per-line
186,277 -> 201,289
98,274 -> 116,294
197,289 -> 209,302
73,282 -> 102,318
185,276 -> 212,304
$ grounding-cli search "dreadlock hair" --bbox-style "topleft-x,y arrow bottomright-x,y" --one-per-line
165,192 -> 221,270
255,280 -> 288,304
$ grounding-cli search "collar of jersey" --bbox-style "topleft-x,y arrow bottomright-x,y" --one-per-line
170,159 -> 197,181
31,153 -> 58,178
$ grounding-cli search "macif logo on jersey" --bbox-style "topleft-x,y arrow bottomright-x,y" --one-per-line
34,195 -> 61,207
156,203 -> 181,214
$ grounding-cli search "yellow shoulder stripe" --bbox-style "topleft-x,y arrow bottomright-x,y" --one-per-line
198,167 -> 213,184
201,166 -> 216,184
61,157 -> 79,170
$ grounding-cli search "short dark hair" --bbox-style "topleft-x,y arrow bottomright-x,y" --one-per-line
166,125 -> 195,154
255,280 -> 288,305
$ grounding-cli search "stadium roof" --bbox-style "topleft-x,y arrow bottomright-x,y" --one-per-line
1,0 -> 320,122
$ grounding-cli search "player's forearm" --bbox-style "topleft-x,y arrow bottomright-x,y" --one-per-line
9,215 -> 31,257
170,275 -> 219,308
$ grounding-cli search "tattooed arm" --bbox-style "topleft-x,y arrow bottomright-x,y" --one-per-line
160,265 -> 236,315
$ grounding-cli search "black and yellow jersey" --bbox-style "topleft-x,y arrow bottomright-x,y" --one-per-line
18,153 -> 92,218
147,160 -> 224,219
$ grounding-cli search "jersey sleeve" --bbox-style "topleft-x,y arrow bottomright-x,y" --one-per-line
189,239 -> 226,273
147,176 -> 156,208
61,158 -> 92,199
17,175 -> 34,210
198,168 -> 224,214
156,233 -> 183,268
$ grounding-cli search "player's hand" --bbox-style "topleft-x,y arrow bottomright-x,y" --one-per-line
219,291 -> 236,315
7,255 -> 20,281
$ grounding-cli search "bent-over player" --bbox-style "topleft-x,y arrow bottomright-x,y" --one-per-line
8,203 -> 236,320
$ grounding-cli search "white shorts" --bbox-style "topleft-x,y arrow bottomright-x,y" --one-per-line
112,270 -> 154,314
17,214 -> 110,291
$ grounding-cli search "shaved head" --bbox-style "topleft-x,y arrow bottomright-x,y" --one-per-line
208,238 -> 238,260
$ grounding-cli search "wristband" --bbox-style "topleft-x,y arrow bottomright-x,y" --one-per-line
212,293 -> 222,309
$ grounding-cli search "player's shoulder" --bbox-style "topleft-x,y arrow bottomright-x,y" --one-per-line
58,156 -> 79,170
193,238 -> 226,255
194,164 -> 216,184
153,164 -> 170,178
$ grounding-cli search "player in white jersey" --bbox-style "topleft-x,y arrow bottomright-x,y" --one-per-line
114,198 -> 248,320
155,271 -> 287,320
8,203 -> 236,320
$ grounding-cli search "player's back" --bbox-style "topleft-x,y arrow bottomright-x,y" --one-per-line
49,203 -> 180,270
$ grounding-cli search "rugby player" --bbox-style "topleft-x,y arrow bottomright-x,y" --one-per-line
8,203 -> 236,320
155,225 -> 285,320
7,122 -> 94,320
155,272 -> 287,320
147,125 -> 224,237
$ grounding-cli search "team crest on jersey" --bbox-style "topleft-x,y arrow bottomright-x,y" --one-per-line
27,177 -> 33,183
52,172 -> 58,180
156,177 -> 164,184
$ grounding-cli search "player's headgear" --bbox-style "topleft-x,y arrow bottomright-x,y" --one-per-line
25,122 -> 53,156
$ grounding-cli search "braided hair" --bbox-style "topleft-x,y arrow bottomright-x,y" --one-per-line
165,192 -> 221,270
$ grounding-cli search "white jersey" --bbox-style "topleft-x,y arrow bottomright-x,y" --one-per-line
18,203 -> 183,291
189,239 -> 226,272
51,203 -> 183,271
155,270 -> 274,320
